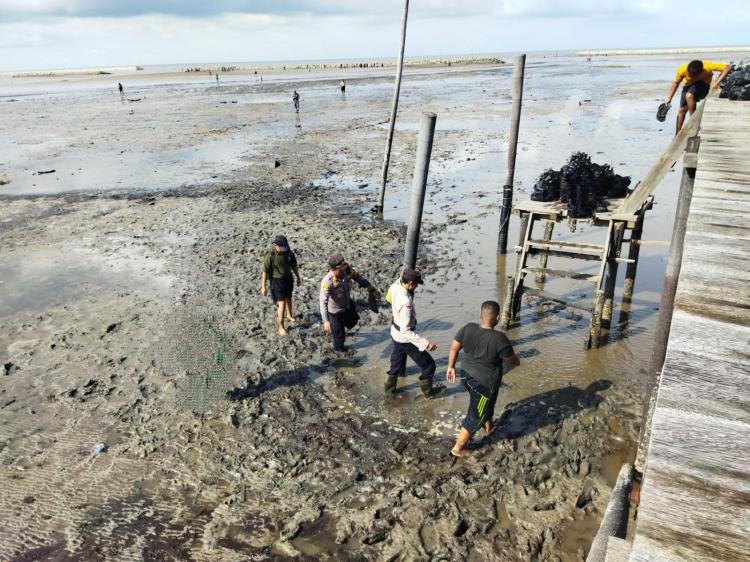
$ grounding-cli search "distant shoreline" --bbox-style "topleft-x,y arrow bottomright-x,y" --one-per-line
6,57 -> 503,79
577,46 -> 750,56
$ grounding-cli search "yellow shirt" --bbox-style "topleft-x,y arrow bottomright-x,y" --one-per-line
675,61 -> 726,87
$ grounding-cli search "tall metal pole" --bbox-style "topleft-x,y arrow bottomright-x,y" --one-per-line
497,54 -> 526,253
376,0 -> 409,214
403,112 -> 437,269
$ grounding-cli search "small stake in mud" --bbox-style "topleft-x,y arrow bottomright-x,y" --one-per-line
376,0 -> 410,215
497,54 -> 526,253
403,112 -> 437,269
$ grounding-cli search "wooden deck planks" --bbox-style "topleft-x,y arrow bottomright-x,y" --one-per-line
629,97 -> 750,561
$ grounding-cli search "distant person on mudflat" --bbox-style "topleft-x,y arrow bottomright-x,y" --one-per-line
292,90 -> 300,112
384,268 -> 445,399
261,235 -> 301,336
118,82 -> 124,95
340,80 -> 346,94
663,59 -> 732,133
319,255 -> 379,353
446,301 -> 520,457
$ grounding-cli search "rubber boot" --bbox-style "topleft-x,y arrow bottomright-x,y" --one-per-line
384,375 -> 398,394
420,378 -> 446,398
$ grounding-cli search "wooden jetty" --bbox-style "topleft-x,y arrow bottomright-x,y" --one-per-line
613,97 -> 750,560
501,102 -> 706,347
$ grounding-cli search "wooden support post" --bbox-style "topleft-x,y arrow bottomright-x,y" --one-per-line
589,289 -> 605,348
512,213 -> 535,319
602,222 -> 625,329
623,212 -> 645,302
516,212 -> 529,250
500,275 -> 514,329
535,220 -> 554,283
375,0 -> 409,214
648,135 -> 701,375
497,54 -> 526,254
403,112 -> 437,269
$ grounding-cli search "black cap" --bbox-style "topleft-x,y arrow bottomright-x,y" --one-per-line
274,235 -> 289,250
328,254 -> 346,269
402,268 -> 424,285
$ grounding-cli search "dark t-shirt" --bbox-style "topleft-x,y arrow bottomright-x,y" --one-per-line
454,322 -> 514,391
263,249 -> 297,279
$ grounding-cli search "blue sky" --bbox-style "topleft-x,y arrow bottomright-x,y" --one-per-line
1,0 -> 749,71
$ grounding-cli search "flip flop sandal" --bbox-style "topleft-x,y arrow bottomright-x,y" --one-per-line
656,102 -> 671,122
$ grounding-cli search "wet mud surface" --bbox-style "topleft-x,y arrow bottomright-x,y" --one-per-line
1,53 -> 727,560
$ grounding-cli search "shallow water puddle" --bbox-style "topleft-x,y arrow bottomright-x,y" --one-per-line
0,245 -> 174,317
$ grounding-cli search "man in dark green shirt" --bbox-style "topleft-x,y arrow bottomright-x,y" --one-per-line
446,301 -> 520,457
261,235 -> 301,336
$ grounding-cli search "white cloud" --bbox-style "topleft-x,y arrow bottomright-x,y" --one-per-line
0,1 -> 749,71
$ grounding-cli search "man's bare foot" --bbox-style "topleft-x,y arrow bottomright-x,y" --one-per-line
286,317 -> 295,324
451,448 -> 471,458
278,326 -> 288,336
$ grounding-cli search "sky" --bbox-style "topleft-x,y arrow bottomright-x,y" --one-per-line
1,0 -> 749,71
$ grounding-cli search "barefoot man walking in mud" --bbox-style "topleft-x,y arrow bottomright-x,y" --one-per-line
261,235 -> 301,336
447,301 -> 520,457
384,269 -> 446,398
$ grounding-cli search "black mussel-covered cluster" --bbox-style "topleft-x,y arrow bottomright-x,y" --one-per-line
531,152 -> 631,218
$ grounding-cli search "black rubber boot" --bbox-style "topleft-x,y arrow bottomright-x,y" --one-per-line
420,378 -> 446,398
384,376 -> 398,394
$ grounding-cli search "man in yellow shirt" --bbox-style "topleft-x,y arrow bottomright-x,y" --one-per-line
664,59 -> 732,133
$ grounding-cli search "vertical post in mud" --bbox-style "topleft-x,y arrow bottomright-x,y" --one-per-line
602,221 -> 626,329
535,220 -> 555,283
376,0 -> 410,215
403,112 -> 437,269
497,53 -> 526,253
589,289 -> 605,348
500,275 -> 515,329
649,136 -> 700,373
623,212 -> 645,302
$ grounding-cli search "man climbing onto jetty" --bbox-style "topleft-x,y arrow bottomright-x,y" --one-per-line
384,269 -> 445,398
663,59 -> 732,133
261,235 -> 301,336
446,301 -> 520,457
320,255 -> 379,353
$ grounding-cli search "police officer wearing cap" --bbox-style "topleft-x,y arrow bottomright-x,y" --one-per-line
319,254 -> 379,352
384,268 -> 446,398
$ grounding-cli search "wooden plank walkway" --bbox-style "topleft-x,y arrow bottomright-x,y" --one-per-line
629,97 -> 750,561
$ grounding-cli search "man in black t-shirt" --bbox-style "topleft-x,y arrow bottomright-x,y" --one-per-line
446,301 -> 520,457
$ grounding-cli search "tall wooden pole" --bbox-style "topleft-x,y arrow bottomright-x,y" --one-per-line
649,135 -> 701,375
376,0 -> 409,214
497,54 -> 526,253
403,113 -> 437,269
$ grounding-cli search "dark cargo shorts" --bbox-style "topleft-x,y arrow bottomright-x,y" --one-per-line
680,81 -> 710,107
461,377 -> 499,434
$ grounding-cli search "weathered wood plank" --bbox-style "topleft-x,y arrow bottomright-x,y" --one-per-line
617,101 -> 706,215
527,239 -> 604,252
630,97 -> 750,562
521,266 -> 598,282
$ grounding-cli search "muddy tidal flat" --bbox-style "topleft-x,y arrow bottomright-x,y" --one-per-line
2,53 -> 741,561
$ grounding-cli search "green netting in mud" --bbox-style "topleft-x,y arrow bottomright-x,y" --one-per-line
156,300 -> 240,412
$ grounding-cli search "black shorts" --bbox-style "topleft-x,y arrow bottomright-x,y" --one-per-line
461,377 -> 499,434
270,276 -> 294,303
680,82 -> 710,107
